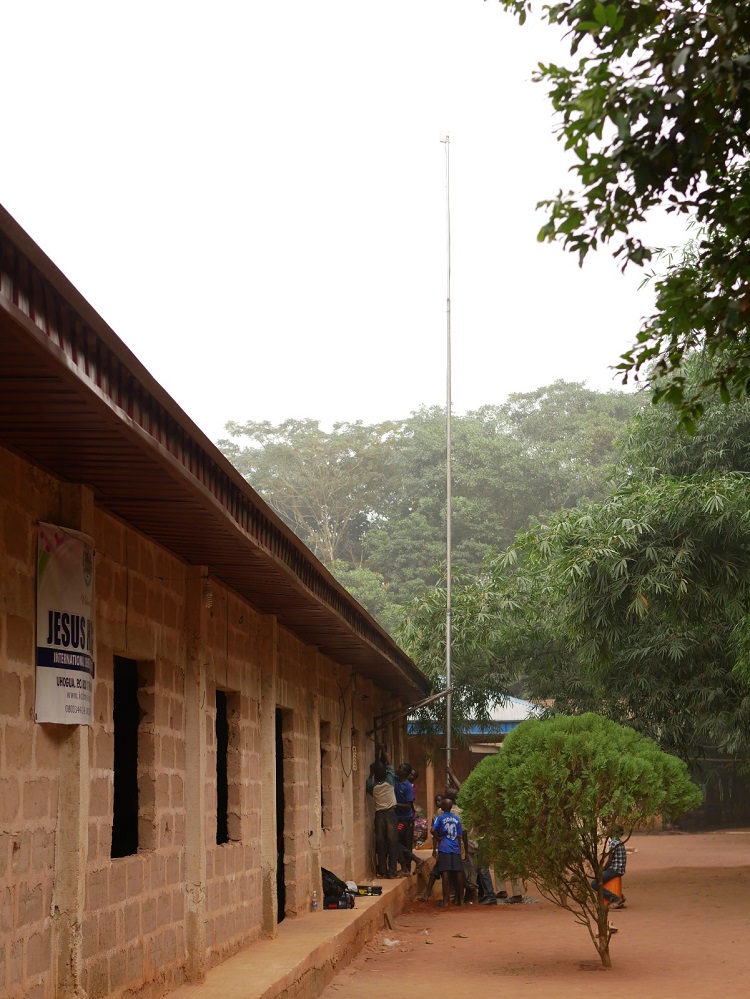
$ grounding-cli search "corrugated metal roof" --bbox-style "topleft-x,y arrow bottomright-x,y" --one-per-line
407,697 -> 542,735
487,696 -> 543,722
0,205 -> 430,702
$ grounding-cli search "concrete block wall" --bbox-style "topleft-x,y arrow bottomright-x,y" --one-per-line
203,588 -> 262,968
0,443 -> 406,999
1,450 -> 66,999
86,506 -> 189,999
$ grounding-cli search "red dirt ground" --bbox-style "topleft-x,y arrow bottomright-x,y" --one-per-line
319,830 -> 750,999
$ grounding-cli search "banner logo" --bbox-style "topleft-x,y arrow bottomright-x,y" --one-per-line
35,523 -> 95,725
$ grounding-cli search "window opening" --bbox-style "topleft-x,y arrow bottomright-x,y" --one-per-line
216,690 -> 229,845
112,656 -> 139,858
275,708 -> 286,922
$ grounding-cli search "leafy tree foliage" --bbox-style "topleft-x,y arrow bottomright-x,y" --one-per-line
503,359 -> 750,762
507,473 -> 750,763
393,383 -> 638,734
395,568 -> 519,736
218,418 -> 399,564
327,560 -> 403,636
498,380 -> 639,494
623,356 -> 750,477
499,0 -> 750,422
459,714 -> 701,967
365,383 -> 640,605
219,384 -> 638,625
395,549 -> 559,746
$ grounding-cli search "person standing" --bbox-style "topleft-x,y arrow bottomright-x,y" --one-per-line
418,793 -> 448,901
431,797 -> 468,907
395,763 -> 421,874
445,769 -> 479,903
365,743 -> 399,878
477,852 -> 524,904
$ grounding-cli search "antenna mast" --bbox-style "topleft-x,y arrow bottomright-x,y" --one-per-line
440,131 -> 452,786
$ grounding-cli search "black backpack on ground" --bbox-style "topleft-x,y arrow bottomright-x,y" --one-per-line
321,867 -> 348,896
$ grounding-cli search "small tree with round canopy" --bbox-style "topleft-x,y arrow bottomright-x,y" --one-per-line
459,713 -> 702,968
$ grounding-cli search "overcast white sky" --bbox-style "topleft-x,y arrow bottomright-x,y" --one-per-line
1,1 -> 688,445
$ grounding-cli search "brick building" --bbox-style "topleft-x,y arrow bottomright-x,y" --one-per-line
0,206 -> 429,999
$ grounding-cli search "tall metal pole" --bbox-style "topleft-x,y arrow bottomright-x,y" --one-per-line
441,132 -> 452,787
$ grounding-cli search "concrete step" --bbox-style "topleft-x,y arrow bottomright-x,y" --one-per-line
167,875 -> 415,999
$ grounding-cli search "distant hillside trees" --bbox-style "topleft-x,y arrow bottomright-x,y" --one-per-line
218,381 -> 641,622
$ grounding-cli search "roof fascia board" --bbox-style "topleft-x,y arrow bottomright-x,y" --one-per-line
0,205 -> 430,699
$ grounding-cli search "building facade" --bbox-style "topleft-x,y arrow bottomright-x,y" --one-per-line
0,206 -> 429,999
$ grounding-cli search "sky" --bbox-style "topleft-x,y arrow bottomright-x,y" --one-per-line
1,1 -> 688,446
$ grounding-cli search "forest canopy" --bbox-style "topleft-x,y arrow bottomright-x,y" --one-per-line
218,381 -> 639,628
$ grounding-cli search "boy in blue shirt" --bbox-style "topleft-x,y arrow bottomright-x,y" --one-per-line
395,763 -> 421,875
431,797 -> 468,907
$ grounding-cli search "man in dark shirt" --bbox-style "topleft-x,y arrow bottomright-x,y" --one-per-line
366,744 -> 399,878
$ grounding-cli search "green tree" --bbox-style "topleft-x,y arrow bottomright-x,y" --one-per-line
497,380 -> 641,509
405,474 -> 750,766
623,355 -> 750,477
217,385 -> 637,632
218,418 -> 399,565
404,369 -> 750,765
396,566 -> 522,737
459,714 -> 701,968
505,472 -> 750,763
327,560 -> 403,636
366,385 -> 639,605
361,405 -> 518,606
498,0 -> 750,423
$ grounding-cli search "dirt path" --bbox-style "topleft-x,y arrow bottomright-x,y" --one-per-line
320,830 -> 750,999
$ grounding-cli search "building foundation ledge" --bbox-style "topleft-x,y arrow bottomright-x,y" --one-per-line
168,875 -> 416,999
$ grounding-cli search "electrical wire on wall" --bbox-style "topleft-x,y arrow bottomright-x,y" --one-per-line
337,674 -> 356,779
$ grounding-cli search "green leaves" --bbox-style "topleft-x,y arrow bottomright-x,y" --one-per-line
218,386 -> 637,633
497,0 -> 750,420
218,417 -> 400,566
505,467 -> 750,762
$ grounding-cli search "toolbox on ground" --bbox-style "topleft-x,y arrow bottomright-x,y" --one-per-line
324,893 -> 356,909
356,884 -> 383,896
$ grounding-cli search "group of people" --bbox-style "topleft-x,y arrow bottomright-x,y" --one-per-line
418,768 -> 524,906
365,743 -> 424,879
366,748 -> 521,905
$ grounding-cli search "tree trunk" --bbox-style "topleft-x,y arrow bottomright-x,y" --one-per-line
596,902 -> 612,968
597,937 -> 612,969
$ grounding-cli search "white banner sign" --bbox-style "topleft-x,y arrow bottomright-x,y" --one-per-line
35,522 -> 95,725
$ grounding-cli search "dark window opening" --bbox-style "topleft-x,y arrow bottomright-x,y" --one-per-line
320,745 -> 325,812
275,708 -> 286,923
216,690 -> 229,845
112,656 -> 139,858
